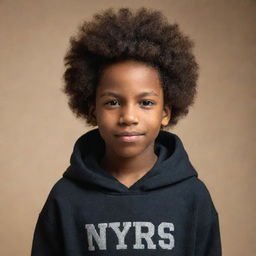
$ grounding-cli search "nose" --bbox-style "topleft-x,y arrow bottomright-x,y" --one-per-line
118,104 -> 139,125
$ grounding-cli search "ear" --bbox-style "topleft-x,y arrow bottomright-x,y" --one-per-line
161,105 -> 171,127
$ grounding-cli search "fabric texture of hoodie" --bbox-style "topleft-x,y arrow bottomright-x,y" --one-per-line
31,128 -> 222,255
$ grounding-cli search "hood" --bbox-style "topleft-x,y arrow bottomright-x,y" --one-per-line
63,128 -> 198,193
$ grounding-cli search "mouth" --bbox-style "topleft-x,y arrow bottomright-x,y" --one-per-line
114,132 -> 145,142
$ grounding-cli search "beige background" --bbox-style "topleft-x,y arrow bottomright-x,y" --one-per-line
1,0 -> 255,255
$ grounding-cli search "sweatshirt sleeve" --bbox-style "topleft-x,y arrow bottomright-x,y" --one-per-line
31,213 -> 64,256
31,187 -> 65,256
195,213 -> 222,255
193,178 -> 222,256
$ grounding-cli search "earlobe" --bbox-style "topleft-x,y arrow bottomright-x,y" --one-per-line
161,105 -> 171,127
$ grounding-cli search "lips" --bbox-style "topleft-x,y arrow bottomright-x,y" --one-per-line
115,131 -> 145,142
115,131 -> 145,136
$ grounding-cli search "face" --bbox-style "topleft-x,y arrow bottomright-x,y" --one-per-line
94,60 -> 171,159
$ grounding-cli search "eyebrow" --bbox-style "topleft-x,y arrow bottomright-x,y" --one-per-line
100,91 -> 159,98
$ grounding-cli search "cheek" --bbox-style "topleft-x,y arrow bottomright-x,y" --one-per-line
147,108 -> 165,122
96,108 -> 116,126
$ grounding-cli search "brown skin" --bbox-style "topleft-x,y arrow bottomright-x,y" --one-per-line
94,60 -> 171,188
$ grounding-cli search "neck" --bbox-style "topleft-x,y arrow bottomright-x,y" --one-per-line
100,147 -> 158,187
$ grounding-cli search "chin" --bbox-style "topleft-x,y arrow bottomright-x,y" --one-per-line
113,148 -> 144,159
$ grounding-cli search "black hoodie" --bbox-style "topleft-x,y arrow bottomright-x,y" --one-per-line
31,128 -> 221,255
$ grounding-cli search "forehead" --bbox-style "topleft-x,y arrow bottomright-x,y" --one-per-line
97,60 -> 163,95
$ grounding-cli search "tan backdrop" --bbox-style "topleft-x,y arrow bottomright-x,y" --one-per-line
1,0 -> 255,255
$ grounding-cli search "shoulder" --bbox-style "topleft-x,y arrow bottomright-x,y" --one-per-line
49,177 -> 73,194
190,178 -> 214,199
188,177 -> 216,204
45,177 -> 83,202
38,178 -> 78,220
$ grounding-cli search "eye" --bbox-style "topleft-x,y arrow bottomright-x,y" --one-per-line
140,100 -> 155,107
104,100 -> 120,106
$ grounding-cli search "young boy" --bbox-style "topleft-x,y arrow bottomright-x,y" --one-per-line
31,8 -> 221,255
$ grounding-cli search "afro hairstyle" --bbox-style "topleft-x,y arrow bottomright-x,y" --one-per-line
63,7 -> 199,128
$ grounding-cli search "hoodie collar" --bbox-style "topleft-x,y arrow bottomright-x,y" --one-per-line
63,128 -> 198,193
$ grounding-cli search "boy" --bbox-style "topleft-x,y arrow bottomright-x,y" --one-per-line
32,8 -> 221,255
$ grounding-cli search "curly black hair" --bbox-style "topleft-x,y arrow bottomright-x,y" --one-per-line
63,7 -> 198,127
